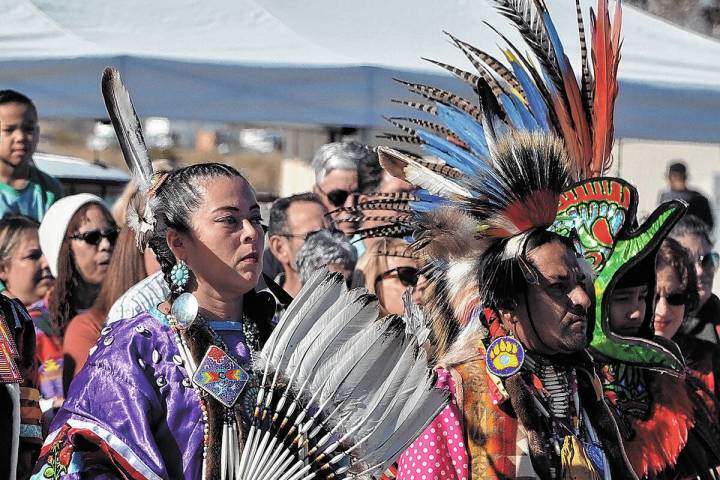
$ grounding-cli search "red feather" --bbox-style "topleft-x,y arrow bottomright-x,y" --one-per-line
622,374 -> 693,478
590,0 -> 623,176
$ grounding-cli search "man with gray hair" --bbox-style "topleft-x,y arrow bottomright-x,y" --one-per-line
295,230 -> 357,287
311,141 -> 368,235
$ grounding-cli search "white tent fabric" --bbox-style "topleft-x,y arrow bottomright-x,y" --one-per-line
0,0 -> 719,141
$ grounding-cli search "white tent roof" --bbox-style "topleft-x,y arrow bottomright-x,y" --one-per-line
1,0 -> 719,141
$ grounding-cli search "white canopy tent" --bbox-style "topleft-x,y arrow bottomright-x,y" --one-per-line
0,0 -> 718,141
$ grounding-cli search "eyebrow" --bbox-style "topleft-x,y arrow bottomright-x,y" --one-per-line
211,204 -> 260,214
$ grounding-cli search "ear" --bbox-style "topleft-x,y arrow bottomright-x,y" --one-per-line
0,262 -> 9,283
268,235 -> 288,264
166,228 -> 188,262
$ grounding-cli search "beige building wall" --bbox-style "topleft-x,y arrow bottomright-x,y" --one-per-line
615,139 -> 720,223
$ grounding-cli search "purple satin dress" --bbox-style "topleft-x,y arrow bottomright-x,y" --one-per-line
31,308 -> 251,479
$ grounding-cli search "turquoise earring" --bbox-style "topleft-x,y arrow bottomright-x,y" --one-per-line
170,260 -> 190,293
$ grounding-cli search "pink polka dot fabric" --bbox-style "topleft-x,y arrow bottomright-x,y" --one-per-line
397,368 -> 469,480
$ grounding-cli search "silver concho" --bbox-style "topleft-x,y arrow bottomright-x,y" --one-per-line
171,293 -> 199,328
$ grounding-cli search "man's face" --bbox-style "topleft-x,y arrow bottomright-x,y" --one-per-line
315,169 -> 358,235
0,102 -> 38,168
675,233 -> 716,309
668,172 -> 686,190
504,241 -> 592,355
608,285 -> 648,336
275,201 -> 327,271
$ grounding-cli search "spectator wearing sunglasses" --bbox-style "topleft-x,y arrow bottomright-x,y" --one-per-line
33,194 -> 116,411
654,238 -> 700,339
63,227 -> 149,381
311,141 -> 366,236
670,214 -> 720,343
655,238 -> 720,437
295,230 -> 357,288
267,192 -> 328,296
355,237 -> 428,316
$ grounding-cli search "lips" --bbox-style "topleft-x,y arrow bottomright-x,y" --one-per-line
239,252 -> 259,263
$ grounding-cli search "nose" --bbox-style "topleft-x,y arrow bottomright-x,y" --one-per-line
569,284 -> 592,312
241,219 -> 259,244
39,254 -> 49,270
412,275 -> 429,304
695,261 -> 704,278
98,236 -> 113,252
655,297 -> 668,318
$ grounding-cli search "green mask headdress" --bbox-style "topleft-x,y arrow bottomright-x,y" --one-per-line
552,177 -> 686,373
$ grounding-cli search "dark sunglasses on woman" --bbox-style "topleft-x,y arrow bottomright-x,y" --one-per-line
69,228 -> 120,246
696,251 -> 720,270
375,266 -> 420,288
655,292 -> 688,306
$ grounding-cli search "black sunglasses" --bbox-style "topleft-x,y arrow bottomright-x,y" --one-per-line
655,292 -> 688,307
318,186 -> 353,208
696,252 -> 720,270
70,228 -> 119,246
375,266 -> 419,288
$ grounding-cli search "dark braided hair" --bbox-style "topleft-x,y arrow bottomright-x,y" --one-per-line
145,163 -> 245,301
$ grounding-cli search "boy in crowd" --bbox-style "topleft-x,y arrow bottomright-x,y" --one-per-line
0,90 -> 62,221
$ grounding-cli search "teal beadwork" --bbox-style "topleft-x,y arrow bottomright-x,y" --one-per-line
170,260 -> 190,291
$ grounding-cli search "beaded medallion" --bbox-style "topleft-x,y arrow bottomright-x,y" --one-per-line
193,345 -> 249,407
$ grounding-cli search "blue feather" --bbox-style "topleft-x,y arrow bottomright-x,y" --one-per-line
506,57 -> 551,131
542,11 -> 571,74
498,93 -> 529,130
434,103 -> 490,157
509,94 -> 539,131
409,189 -> 452,212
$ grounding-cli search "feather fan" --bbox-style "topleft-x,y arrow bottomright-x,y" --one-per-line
231,270 -> 449,479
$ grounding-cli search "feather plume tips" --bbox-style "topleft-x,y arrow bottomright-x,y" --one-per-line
383,0 -> 622,181
101,67 -> 157,249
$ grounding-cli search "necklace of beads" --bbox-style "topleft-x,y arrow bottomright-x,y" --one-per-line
167,311 -> 249,479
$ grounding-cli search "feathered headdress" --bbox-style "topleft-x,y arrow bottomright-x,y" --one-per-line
338,0 -> 623,357
102,67 -> 164,250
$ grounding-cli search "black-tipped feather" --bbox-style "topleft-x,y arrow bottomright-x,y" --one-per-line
101,68 -> 153,192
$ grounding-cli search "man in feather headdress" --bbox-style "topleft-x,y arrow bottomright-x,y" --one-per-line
383,133 -> 636,479
336,0 -> 652,476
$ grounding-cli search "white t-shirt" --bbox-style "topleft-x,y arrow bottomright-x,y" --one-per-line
107,271 -> 169,324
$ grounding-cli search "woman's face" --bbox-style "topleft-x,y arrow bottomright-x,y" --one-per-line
675,233 -> 716,309
374,256 -> 420,316
69,205 -> 116,286
1,228 -> 53,306
654,264 -> 686,339
180,176 -> 264,298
